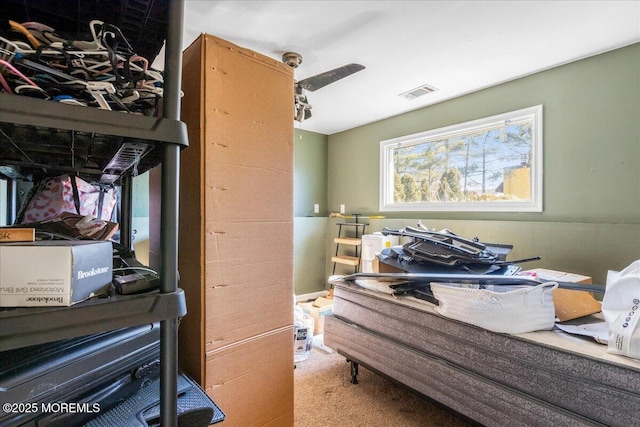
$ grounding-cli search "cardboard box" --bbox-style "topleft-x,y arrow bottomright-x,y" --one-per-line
174,34 -> 294,422
202,221 -> 293,353
0,227 -> 35,242
312,296 -> 334,309
0,240 -> 112,307
372,257 -> 405,273
299,297 -> 334,335
527,268 -> 592,285
552,289 -> 602,322
205,328 -> 293,427
525,268 -> 600,322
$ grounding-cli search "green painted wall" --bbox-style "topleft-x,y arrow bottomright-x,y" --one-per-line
294,217 -> 329,295
294,129 -> 328,217
132,172 -> 150,218
293,129 -> 329,294
321,43 -> 640,285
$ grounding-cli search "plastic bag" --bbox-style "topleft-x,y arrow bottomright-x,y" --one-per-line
294,304 -> 314,362
19,174 -> 116,224
602,260 -> 640,359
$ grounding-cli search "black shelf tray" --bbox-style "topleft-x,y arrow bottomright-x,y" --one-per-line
0,93 -> 188,184
0,289 -> 187,352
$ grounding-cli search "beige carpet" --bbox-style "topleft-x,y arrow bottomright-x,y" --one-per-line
294,345 -> 472,427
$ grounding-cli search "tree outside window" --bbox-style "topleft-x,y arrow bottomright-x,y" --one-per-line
380,105 -> 542,212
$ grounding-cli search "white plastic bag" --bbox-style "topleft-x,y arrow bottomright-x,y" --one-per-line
602,260 -> 640,359
431,281 -> 558,334
294,304 -> 314,362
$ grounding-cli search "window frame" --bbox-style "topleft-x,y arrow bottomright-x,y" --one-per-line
379,105 -> 543,213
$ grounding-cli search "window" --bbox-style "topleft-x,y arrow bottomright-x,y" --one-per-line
380,105 -> 543,212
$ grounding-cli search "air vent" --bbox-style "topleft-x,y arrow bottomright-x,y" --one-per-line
399,84 -> 438,100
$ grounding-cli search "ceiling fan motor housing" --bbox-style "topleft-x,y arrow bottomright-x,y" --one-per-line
282,52 -> 303,68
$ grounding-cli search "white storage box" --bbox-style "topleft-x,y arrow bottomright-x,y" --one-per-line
361,233 -> 399,273
0,240 -> 112,307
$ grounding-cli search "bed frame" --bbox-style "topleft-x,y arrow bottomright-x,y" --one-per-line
324,282 -> 640,426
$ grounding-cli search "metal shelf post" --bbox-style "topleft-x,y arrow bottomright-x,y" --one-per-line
160,1 -> 185,426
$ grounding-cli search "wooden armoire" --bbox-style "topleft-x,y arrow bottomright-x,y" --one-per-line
177,34 -> 294,426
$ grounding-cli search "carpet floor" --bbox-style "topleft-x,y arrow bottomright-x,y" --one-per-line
294,345 -> 472,426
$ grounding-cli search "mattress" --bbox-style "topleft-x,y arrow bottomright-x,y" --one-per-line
324,282 -> 640,427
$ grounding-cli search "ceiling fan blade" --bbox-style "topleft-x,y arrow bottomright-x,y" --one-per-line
298,63 -> 365,92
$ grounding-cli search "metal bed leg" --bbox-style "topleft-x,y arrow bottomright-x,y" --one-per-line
350,360 -> 359,384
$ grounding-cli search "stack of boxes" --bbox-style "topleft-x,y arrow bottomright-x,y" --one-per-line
174,34 -> 294,426
299,296 -> 334,336
525,268 -> 601,322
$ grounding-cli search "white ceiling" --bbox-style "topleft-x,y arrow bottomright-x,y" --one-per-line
178,1 -> 640,135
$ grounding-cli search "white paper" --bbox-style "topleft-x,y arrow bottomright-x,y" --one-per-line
555,321 -> 609,345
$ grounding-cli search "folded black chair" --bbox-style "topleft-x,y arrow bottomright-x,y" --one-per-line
382,226 -> 540,273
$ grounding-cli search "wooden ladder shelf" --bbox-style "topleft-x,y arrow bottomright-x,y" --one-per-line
332,222 -> 367,274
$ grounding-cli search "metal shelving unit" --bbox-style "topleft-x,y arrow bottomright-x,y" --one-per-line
0,290 -> 186,352
0,1 -> 187,425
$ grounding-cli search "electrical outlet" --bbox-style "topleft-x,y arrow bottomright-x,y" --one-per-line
314,204 -> 319,214
340,204 -> 346,214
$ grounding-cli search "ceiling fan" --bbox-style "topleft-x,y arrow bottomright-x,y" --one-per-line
282,52 -> 365,122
